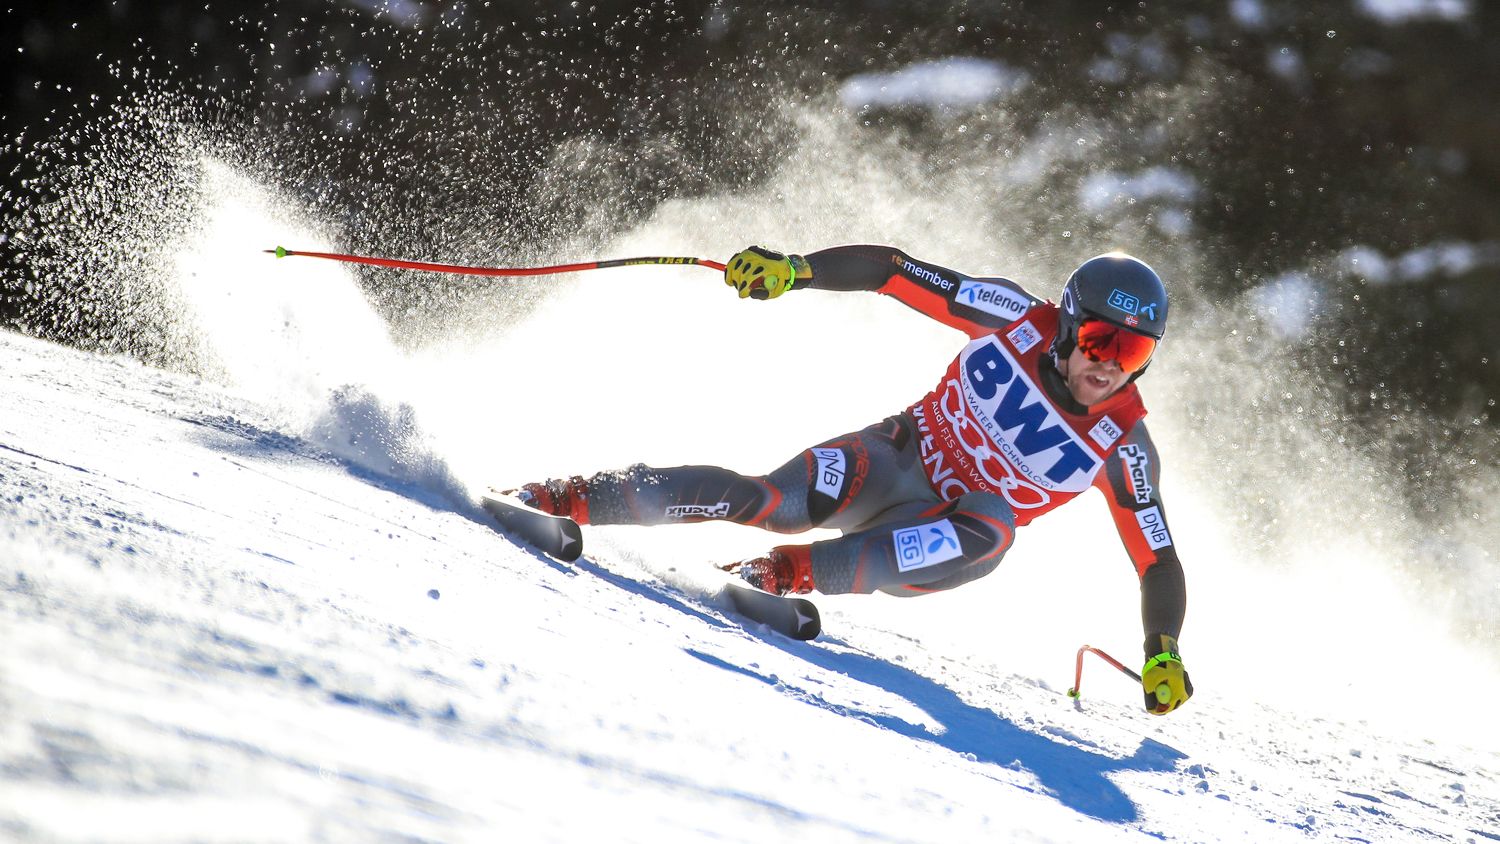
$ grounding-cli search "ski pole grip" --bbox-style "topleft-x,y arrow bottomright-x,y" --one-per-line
1154,683 -> 1172,704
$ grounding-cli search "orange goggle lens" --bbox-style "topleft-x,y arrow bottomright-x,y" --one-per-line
1076,319 -> 1157,373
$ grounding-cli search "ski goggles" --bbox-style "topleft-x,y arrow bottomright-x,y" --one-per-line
1076,318 -> 1157,373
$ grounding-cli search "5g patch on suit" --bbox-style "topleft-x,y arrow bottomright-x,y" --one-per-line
893,519 -> 963,572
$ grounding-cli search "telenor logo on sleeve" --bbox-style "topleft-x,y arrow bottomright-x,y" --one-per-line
958,280 -> 1031,320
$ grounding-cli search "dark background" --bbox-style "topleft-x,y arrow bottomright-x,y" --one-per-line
3,0 -> 1498,440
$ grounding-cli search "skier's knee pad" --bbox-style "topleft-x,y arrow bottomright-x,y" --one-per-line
954,489 -> 1016,523
948,491 -> 1017,557
877,556 -> 1004,597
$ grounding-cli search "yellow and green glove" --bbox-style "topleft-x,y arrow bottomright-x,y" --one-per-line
1142,634 -> 1193,715
724,246 -> 811,300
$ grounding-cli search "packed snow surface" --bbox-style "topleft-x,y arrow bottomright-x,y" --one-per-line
2,318 -> 1497,841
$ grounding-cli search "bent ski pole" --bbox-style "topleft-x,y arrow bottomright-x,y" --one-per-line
1067,644 -> 1147,699
265,246 -> 727,276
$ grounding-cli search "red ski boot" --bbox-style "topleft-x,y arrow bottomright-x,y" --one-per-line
514,476 -> 592,525
722,546 -> 815,595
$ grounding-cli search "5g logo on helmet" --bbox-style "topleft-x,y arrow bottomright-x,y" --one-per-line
1107,287 -> 1160,324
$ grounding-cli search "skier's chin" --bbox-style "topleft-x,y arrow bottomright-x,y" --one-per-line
1069,372 -> 1122,406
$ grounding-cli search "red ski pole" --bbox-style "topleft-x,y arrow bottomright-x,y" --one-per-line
264,246 -> 727,276
1067,645 -> 1146,699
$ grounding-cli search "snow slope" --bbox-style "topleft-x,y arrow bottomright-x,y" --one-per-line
2,312 -> 1498,841
1,152 -> 1498,842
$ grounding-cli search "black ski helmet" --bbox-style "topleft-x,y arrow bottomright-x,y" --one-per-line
1053,252 -> 1168,379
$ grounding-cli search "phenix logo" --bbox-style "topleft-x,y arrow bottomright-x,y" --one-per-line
1119,444 -> 1154,504
665,502 -> 732,519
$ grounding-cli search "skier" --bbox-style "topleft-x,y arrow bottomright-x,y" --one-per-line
515,244 -> 1192,715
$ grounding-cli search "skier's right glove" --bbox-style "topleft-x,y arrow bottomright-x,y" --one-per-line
724,246 -> 810,300
1141,634 -> 1193,715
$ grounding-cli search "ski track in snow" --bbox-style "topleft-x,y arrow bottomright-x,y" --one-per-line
1,328 -> 1498,843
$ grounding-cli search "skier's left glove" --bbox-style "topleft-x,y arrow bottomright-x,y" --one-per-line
724,246 -> 811,299
1141,633 -> 1193,715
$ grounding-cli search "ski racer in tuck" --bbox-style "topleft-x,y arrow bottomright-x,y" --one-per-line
517,245 -> 1193,715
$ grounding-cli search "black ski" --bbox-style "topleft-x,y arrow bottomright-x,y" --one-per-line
481,491 -> 584,562
481,492 -> 816,637
723,584 -> 821,640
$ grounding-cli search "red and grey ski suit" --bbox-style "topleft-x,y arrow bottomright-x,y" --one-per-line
582,245 -> 1187,646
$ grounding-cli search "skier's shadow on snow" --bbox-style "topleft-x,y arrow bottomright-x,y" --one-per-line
685,634 -> 1183,825
539,551 -> 1182,824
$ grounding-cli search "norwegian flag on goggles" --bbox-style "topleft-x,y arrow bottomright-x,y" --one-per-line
1076,318 -> 1157,373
